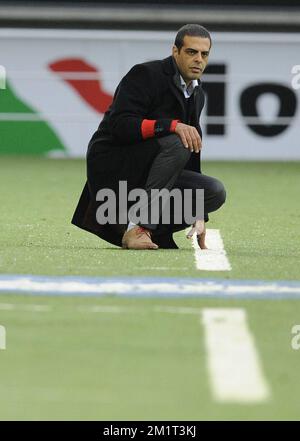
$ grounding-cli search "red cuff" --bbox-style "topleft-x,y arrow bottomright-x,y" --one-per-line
141,119 -> 156,139
170,119 -> 180,132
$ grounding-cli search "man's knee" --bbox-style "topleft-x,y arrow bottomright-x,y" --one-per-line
211,178 -> 226,208
157,134 -> 191,166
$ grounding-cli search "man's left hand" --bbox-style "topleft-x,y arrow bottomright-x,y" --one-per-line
186,219 -> 208,249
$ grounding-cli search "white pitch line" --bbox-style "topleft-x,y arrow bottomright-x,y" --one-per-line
0,303 -> 15,311
191,229 -> 231,271
0,325 -> 6,350
201,308 -> 270,403
154,306 -> 202,315
0,303 -> 206,316
77,305 -> 137,314
0,303 -> 51,312
1,277 -> 300,297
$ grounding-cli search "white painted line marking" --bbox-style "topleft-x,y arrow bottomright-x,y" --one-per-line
0,303 -> 203,315
201,308 -> 270,403
77,305 -> 204,315
0,303 -> 207,316
1,275 -> 300,298
77,305 -> 136,314
137,267 -> 190,271
154,306 -> 202,315
0,303 -> 15,311
191,229 -> 232,271
0,303 -> 51,312
0,325 -> 6,350
1,277 -> 300,296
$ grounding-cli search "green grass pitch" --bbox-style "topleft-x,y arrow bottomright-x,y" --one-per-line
0,157 -> 300,420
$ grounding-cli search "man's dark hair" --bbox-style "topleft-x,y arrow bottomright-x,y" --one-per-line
174,24 -> 212,51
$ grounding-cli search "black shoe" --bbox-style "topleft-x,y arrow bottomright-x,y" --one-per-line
152,233 -> 178,249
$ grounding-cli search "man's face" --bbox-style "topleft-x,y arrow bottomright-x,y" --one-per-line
172,35 -> 211,84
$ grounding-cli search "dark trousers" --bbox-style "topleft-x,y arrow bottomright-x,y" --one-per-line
138,134 -> 226,236
77,133 -> 226,248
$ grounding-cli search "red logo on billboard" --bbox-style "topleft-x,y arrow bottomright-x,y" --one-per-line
49,58 -> 113,113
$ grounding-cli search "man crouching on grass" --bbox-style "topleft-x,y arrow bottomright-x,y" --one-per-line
72,24 -> 226,250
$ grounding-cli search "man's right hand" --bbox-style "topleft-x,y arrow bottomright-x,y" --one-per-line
175,123 -> 202,153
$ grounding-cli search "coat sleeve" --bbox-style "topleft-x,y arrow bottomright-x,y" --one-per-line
108,64 -> 179,145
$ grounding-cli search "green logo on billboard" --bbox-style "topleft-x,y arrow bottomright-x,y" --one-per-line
0,80 -> 66,155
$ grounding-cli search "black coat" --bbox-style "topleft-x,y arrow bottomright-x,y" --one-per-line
72,55 -> 206,247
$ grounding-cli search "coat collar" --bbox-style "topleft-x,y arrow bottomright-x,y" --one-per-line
162,56 -> 202,118
162,55 -> 202,88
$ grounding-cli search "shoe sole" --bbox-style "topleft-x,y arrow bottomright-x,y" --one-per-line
122,242 -> 158,250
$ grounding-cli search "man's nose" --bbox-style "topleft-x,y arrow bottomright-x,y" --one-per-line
194,53 -> 203,63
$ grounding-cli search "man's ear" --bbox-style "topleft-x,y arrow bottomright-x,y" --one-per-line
172,45 -> 178,58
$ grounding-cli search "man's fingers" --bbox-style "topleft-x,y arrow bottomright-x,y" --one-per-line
186,227 -> 195,238
186,128 -> 200,152
175,123 -> 202,152
179,132 -> 189,149
188,131 -> 197,152
197,232 -> 208,249
189,128 -> 201,152
184,131 -> 194,152
192,132 -> 200,152
194,219 -> 205,235
193,128 -> 201,152
183,128 -> 195,152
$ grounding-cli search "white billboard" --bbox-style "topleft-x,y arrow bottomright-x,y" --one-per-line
0,28 -> 299,159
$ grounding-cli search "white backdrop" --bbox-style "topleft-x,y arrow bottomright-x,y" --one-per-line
0,28 -> 299,159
